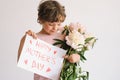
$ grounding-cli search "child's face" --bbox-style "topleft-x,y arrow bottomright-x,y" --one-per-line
42,22 -> 62,35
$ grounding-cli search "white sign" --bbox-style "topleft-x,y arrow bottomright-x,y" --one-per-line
17,35 -> 66,80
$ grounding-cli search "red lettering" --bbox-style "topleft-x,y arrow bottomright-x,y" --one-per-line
51,58 -> 56,64
35,41 -> 51,52
26,48 -> 42,58
26,48 -> 56,65
26,48 -> 33,55
30,40 -> 32,44
32,60 -> 44,71
46,56 -> 50,63
38,54 -> 56,64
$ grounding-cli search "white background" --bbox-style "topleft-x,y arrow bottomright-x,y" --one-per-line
0,0 -> 120,80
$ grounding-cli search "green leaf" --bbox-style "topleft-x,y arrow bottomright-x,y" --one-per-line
62,25 -> 70,35
53,42 -> 62,45
53,39 -> 65,46
85,37 -> 94,43
92,38 -> 97,48
80,53 -> 87,62
60,42 -> 70,50
53,39 -> 65,42
62,29 -> 66,34
86,72 -> 89,80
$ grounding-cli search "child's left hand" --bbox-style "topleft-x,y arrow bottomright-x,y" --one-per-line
26,30 -> 37,39
63,54 -> 80,63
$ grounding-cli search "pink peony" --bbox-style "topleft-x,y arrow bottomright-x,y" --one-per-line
69,23 -> 86,34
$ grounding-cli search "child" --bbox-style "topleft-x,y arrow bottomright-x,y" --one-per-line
18,0 -> 80,80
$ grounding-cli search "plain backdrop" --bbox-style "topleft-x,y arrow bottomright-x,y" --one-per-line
0,0 -> 120,80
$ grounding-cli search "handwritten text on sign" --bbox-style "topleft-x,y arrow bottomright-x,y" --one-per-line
17,35 -> 66,80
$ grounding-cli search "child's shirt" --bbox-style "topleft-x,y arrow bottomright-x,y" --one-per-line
34,73 -> 50,80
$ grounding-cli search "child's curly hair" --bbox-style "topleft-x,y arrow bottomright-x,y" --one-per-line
37,0 -> 66,23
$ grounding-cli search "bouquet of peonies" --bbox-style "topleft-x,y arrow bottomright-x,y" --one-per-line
53,23 -> 97,80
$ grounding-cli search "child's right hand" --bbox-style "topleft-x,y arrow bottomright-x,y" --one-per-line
26,30 -> 37,39
63,54 -> 80,63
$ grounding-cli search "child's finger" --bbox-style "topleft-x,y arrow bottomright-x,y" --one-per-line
26,30 -> 32,35
62,55 -> 69,59
26,30 -> 37,39
32,32 -> 37,39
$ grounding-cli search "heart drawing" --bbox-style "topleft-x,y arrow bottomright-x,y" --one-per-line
46,67 -> 51,72
30,40 -> 32,44
54,50 -> 57,55
24,59 -> 28,65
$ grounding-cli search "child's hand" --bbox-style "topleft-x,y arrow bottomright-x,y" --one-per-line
26,30 -> 37,39
63,54 -> 80,63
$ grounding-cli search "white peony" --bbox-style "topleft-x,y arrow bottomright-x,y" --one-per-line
65,30 -> 85,51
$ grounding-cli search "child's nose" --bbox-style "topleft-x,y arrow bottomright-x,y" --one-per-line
53,26 -> 58,30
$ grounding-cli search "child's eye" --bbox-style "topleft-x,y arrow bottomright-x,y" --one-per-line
58,24 -> 61,26
49,24 -> 53,26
